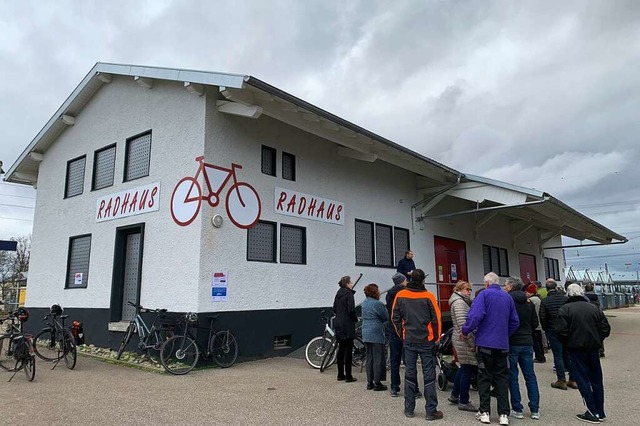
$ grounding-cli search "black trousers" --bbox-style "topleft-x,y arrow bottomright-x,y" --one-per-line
476,347 -> 510,416
533,330 -> 546,360
336,338 -> 354,379
365,342 -> 386,385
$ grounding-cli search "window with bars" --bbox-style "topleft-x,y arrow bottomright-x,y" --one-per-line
544,257 -> 560,280
247,221 -> 277,262
393,227 -> 410,265
92,144 -> 116,190
280,224 -> 306,264
282,152 -> 296,181
261,145 -> 276,176
66,235 -> 91,288
65,156 -> 86,198
124,132 -> 151,181
375,224 -> 393,267
355,220 -> 374,266
482,245 -> 509,277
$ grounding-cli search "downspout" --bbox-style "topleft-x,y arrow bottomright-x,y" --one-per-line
411,173 -> 463,231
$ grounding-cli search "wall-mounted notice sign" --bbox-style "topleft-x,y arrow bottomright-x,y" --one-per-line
212,271 -> 228,302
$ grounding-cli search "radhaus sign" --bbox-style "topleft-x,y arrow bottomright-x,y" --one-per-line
274,187 -> 344,225
95,182 -> 160,222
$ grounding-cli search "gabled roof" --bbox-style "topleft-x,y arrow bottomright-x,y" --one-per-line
4,62 -> 461,186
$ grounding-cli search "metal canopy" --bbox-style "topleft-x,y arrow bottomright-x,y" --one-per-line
416,174 -> 626,246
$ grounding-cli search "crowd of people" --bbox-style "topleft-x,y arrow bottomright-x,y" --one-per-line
331,250 -> 611,424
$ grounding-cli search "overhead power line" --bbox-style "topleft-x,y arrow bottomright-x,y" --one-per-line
0,216 -> 33,222
0,203 -> 35,209
0,192 -> 36,200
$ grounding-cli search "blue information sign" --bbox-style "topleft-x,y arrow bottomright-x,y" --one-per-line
0,240 -> 18,251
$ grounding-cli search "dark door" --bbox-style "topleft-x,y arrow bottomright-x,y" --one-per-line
518,253 -> 537,285
111,224 -> 145,322
434,236 -> 468,312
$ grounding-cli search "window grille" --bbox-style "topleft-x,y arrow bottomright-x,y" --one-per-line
355,220 -> 374,265
282,152 -> 296,181
247,221 -> 276,262
93,145 -> 116,190
375,224 -> 393,267
280,224 -> 305,264
125,133 -> 151,181
393,227 -> 410,265
261,145 -> 276,176
66,235 -> 91,288
65,156 -> 86,198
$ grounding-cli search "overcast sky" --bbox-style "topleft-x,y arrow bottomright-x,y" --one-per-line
1,0 -> 639,278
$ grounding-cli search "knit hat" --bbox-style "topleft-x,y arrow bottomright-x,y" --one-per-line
526,284 -> 538,294
392,273 -> 406,286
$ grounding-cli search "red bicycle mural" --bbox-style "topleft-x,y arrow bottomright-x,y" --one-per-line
170,156 -> 261,228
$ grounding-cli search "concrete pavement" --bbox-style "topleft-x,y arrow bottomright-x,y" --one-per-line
1,307 -> 639,425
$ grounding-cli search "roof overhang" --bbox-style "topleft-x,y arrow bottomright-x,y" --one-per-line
415,174 -> 627,246
4,62 -> 461,188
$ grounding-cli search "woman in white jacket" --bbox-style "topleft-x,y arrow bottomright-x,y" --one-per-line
448,280 -> 478,412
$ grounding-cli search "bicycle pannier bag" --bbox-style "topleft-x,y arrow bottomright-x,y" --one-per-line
12,335 -> 30,360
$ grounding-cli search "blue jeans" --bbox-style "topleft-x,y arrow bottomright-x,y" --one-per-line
569,350 -> 606,419
546,330 -> 572,381
389,330 -> 403,391
451,364 -> 477,405
508,345 -> 540,413
404,342 -> 438,415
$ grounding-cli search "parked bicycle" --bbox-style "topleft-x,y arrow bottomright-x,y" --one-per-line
33,304 -> 77,370
0,308 -> 36,382
116,301 -> 174,363
160,313 -> 238,375
304,309 -> 365,371
170,156 -> 261,228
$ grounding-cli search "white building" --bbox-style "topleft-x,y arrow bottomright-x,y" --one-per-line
4,63 -> 625,358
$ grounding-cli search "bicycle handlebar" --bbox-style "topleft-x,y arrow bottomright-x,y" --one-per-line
126,300 -> 167,313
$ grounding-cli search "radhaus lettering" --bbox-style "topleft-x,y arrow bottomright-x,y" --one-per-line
274,187 -> 344,225
96,182 -> 160,223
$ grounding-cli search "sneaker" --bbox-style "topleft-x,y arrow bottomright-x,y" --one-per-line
404,410 -> 415,418
567,381 -> 579,389
510,410 -> 524,419
448,395 -> 460,404
476,412 -> 490,424
531,412 -> 540,420
366,383 -> 374,390
337,376 -> 345,381
390,388 -> 399,397
373,383 -> 388,391
551,380 -> 567,390
499,414 -> 509,425
345,377 -> 357,383
425,411 -> 444,421
576,412 -> 601,424
459,403 -> 478,412
598,413 -> 606,422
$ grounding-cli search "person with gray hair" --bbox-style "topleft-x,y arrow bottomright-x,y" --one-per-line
539,279 -> 575,390
503,277 -> 540,420
556,284 -> 611,423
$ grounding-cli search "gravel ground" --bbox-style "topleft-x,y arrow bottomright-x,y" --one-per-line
1,306 -> 639,425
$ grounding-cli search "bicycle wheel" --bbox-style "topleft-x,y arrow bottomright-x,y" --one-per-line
319,339 -> 337,373
209,330 -> 238,368
352,337 -> 366,368
116,323 -> 136,360
160,335 -> 199,375
0,335 -> 17,371
33,329 -> 62,361
24,354 -> 36,381
305,336 -> 335,369
146,327 -> 174,364
62,329 -> 77,370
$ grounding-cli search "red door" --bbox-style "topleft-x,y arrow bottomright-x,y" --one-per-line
434,237 -> 468,312
518,253 -> 537,285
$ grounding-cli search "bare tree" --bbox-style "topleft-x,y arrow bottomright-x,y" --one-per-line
0,235 -> 31,307
11,235 -> 31,275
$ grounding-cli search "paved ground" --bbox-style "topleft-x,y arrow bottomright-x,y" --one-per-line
2,307 -> 639,425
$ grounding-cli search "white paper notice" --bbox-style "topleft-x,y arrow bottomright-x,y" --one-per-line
212,271 -> 228,301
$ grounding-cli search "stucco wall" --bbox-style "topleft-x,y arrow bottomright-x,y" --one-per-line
27,77 -> 205,311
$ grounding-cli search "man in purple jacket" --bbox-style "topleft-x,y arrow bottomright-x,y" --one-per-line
462,272 -> 520,425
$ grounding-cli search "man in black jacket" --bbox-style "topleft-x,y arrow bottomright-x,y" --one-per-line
557,284 -> 611,423
396,250 -> 416,279
539,279 -> 575,390
584,283 -> 605,358
504,278 -> 540,420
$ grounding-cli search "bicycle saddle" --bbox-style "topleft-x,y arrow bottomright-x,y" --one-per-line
60,315 -> 69,319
